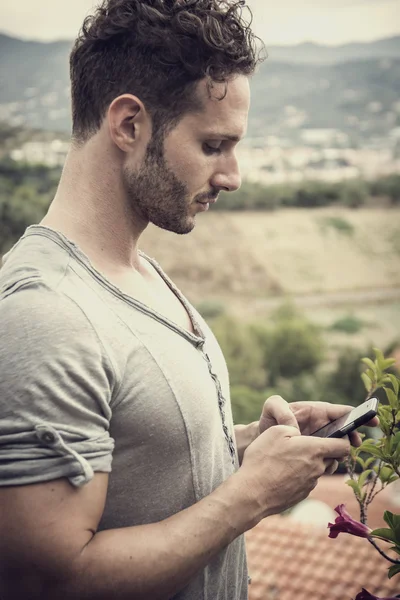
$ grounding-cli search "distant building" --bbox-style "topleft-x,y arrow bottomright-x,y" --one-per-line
300,128 -> 350,148
10,139 -> 69,167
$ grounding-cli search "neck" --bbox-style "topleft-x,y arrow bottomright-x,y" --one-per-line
41,142 -> 148,273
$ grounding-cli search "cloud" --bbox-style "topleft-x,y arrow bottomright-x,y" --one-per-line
0,0 -> 399,45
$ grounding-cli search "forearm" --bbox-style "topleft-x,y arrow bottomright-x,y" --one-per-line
234,422 -> 259,465
53,474 -> 259,600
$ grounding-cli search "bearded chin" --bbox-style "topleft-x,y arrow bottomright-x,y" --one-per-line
123,158 -> 194,235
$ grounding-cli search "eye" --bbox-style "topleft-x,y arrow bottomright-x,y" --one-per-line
203,143 -> 222,155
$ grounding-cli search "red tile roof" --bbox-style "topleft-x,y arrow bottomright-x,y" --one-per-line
245,476 -> 400,600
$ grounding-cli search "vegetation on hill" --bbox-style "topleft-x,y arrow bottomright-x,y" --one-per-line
200,301 -> 396,425
216,176 -> 400,211
1,156 -> 399,253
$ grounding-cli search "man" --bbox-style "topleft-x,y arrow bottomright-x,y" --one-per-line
0,1 -> 377,599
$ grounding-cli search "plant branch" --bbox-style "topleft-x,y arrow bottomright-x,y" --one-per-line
369,482 -> 385,503
366,463 -> 382,506
367,537 -> 400,564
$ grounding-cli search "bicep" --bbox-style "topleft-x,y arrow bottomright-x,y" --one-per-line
0,473 -> 108,595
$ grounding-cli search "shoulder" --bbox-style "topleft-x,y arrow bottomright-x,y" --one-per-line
0,277 -> 118,389
1,277 -> 92,337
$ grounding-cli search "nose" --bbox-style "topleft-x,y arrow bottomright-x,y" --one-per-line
210,154 -> 242,193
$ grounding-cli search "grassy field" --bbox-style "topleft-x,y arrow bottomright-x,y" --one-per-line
141,207 -> 400,298
141,206 -> 400,353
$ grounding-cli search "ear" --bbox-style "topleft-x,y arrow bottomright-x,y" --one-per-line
107,94 -> 150,153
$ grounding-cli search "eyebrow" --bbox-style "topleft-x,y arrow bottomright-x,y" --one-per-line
208,133 -> 242,142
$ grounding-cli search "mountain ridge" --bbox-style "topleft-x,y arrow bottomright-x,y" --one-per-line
1,33 -> 399,138
1,31 -> 400,63
266,35 -> 400,64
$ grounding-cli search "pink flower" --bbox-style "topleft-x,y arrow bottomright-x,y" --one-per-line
328,504 -> 372,539
355,589 -> 399,600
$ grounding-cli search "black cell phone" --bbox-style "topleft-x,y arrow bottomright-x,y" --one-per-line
310,398 -> 379,438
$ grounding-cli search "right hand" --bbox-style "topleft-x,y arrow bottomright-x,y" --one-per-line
236,424 -> 350,521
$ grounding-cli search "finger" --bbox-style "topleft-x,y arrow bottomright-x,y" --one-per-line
324,403 -> 354,421
324,459 -> 339,475
314,437 -> 351,460
349,431 -> 362,447
264,424 -> 302,438
259,395 -> 300,433
366,416 -> 379,427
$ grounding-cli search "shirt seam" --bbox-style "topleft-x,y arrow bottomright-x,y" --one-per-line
51,262 -> 121,401
22,227 -> 205,347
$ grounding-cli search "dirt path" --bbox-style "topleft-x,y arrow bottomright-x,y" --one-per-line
252,287 -> 400,311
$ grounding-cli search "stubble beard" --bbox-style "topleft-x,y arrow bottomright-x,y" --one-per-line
123,137 -> 196,235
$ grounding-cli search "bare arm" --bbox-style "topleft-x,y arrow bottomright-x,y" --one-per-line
0,427 -> 350,600
0,472 -> 255,600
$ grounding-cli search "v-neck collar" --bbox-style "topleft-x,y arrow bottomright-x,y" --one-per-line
21,225 -> 206,347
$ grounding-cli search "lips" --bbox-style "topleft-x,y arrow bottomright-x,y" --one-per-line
197,197 -> 217,205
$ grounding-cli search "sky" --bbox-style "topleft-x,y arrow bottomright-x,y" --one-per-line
0,0 -> 400,46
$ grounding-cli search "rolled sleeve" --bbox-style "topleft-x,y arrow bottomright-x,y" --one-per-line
0,280 -> 116,487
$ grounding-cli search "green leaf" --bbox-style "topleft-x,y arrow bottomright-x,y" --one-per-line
384,511 -> 400,537
389,374 -> 400,397
385,388 -> 399,409
358,469 -> 373,488
388,564 -> 400,579
364,456 -> 377,468
346,479 -> 361,496
373,347 -> 385,365
382,358 -> 396,370
379,404 -> 393,416
380,466 -> 395,484
362,357 -> 376,371
361,372 -> 372,392
365,368 -> 376,381
361,444 -> 384,458
370,527 -> 396,543
356,456 -> 365,469
359,438 -> 378,450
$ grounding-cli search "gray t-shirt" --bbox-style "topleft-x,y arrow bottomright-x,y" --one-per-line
0,225 -> 248,600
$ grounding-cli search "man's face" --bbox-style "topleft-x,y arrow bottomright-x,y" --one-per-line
123,75 -> 250,234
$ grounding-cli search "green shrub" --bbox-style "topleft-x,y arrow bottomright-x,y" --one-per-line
195,300 -> 226,321
211,314 -> 267,390
323,346 -> 373,407
230,386 -> 266,424
339,179 -> 369,208
330,314 -> 366,334
369,173 -> 400,204
265,319 -> 325,384
321,216 -> 355,236
248,302 -> 325,386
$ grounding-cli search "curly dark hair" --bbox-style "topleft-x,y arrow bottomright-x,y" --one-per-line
70,0 -> 263,144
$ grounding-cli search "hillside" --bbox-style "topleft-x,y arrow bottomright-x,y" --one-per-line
140,207 -> 400,351
140,206 -> 400,302
266,36 -> 400,65
0,33 -> 399,140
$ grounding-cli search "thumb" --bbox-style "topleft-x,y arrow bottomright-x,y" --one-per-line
259,395 -> 300,434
